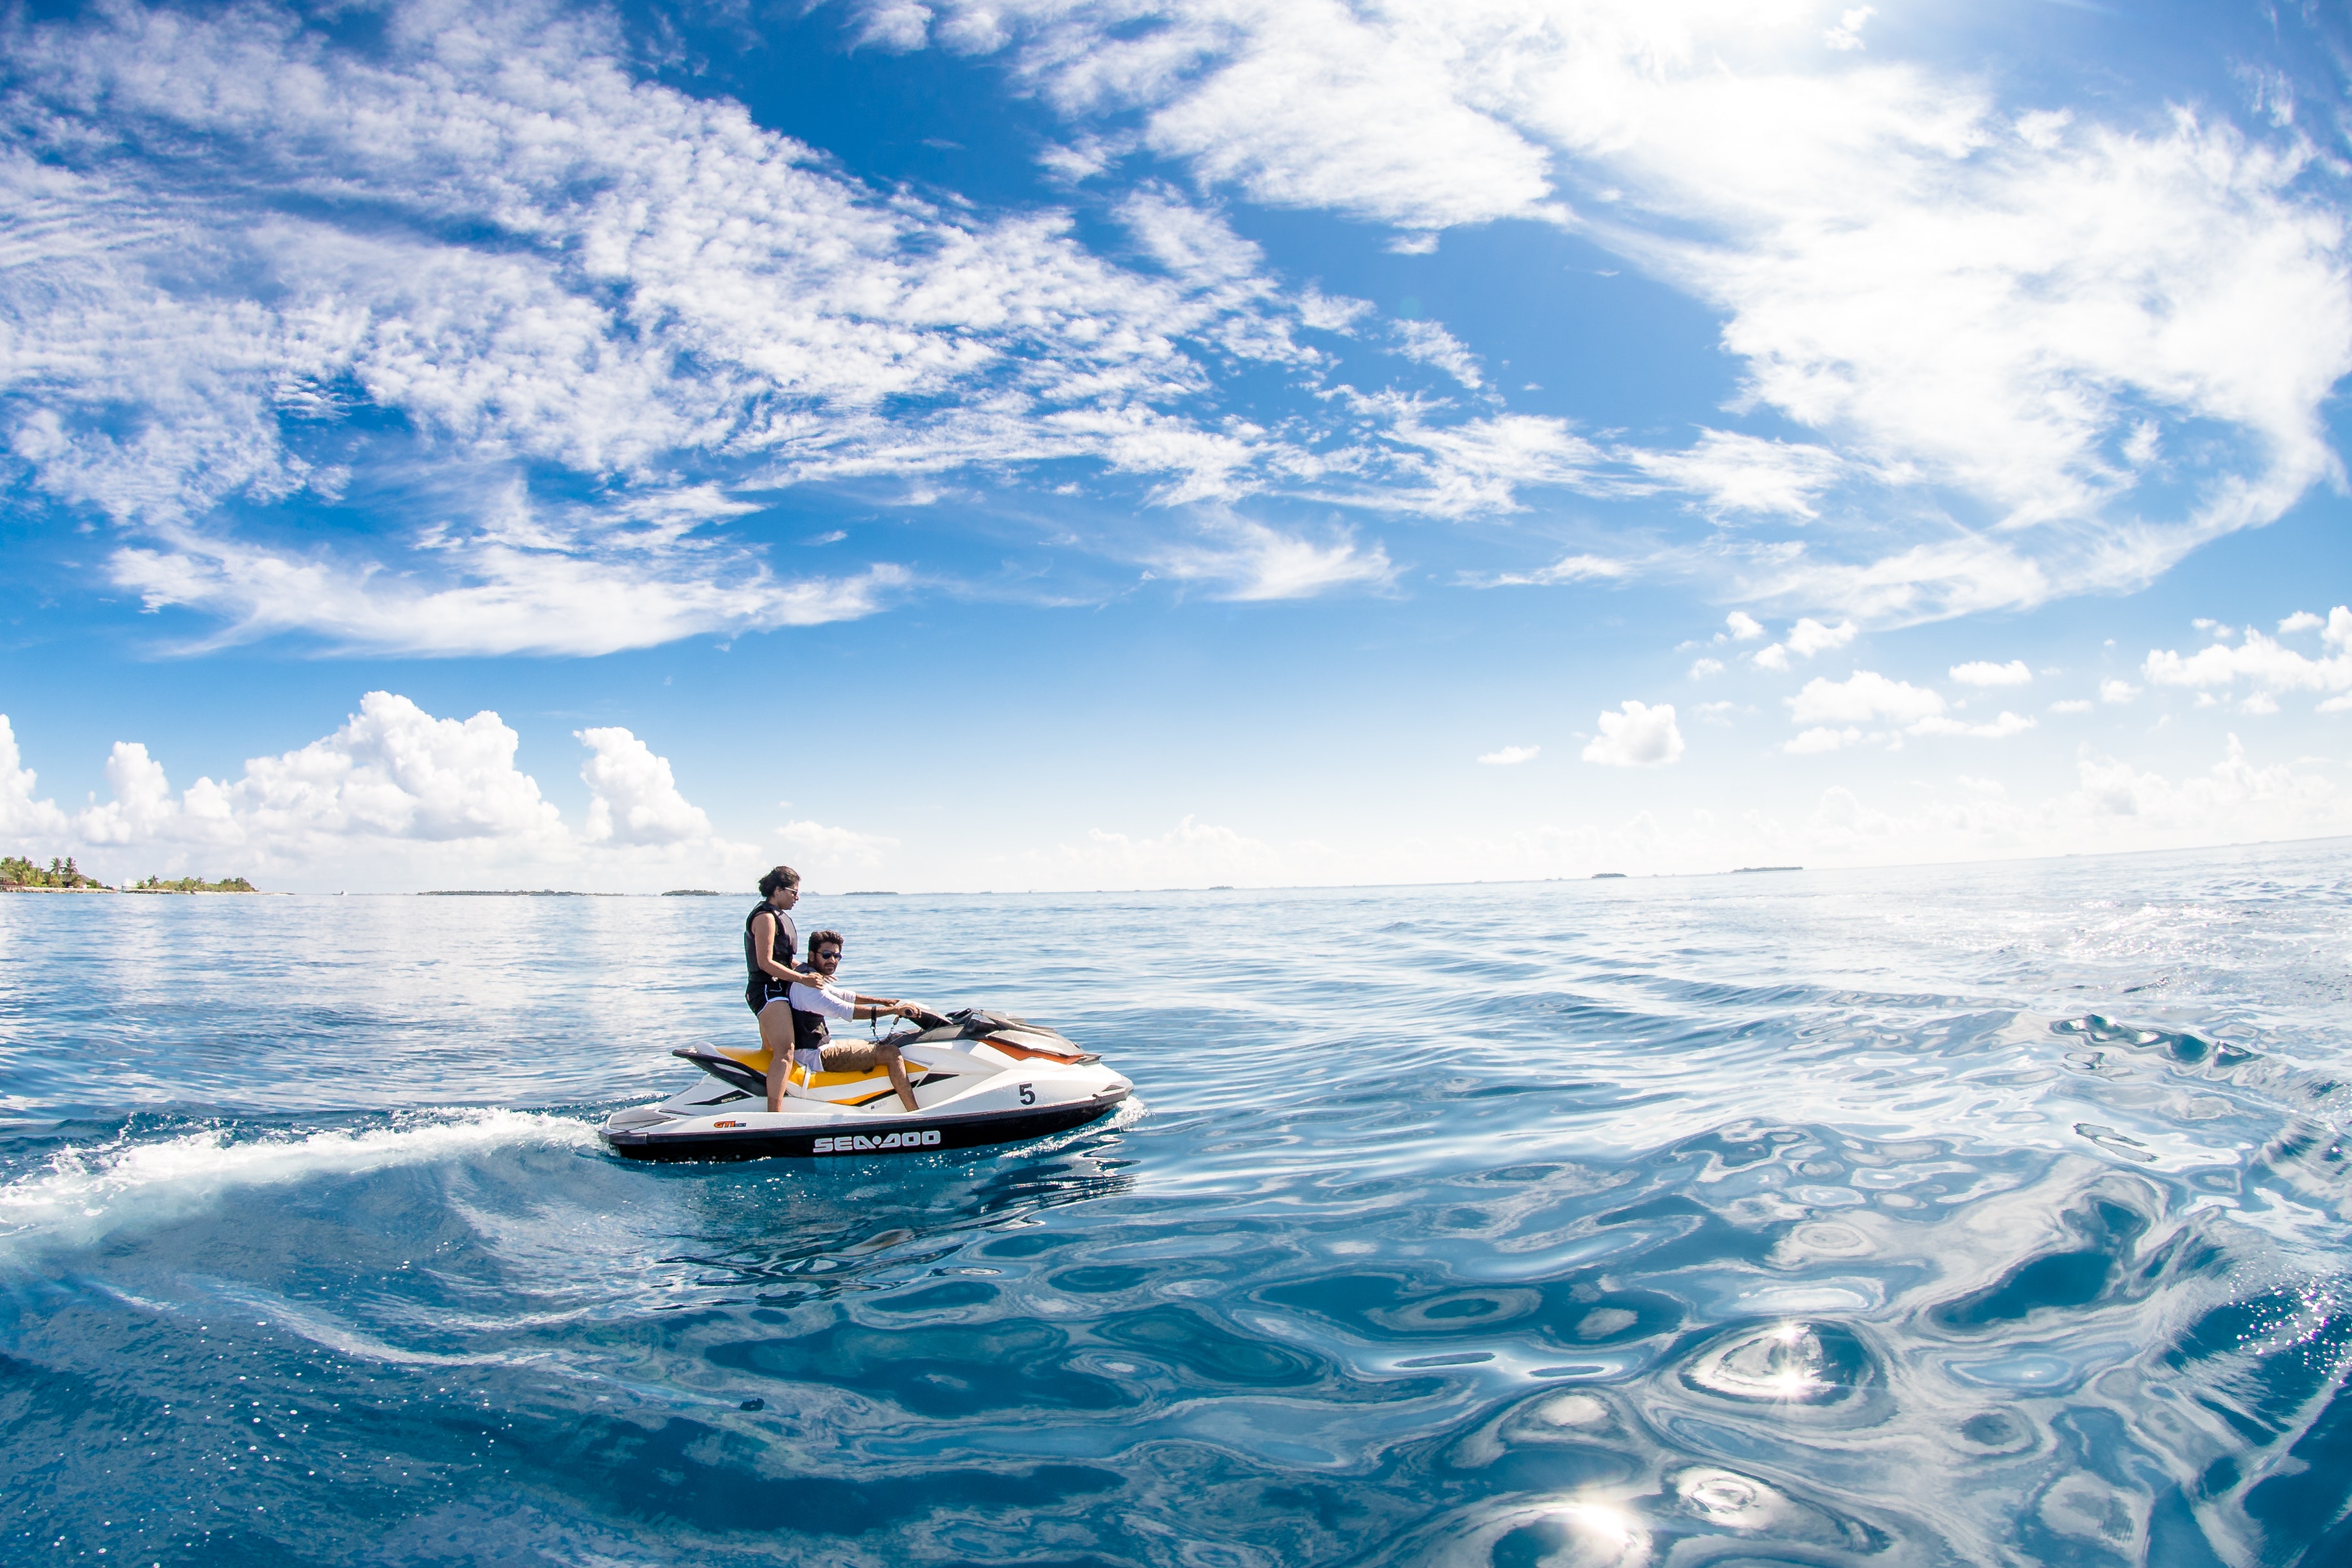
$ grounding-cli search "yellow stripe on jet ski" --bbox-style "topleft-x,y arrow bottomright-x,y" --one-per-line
714,1045 -> 927,1090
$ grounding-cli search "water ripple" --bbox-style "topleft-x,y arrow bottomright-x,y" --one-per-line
2,840 -> 2351,1563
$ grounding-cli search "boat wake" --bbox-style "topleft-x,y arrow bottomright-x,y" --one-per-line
0,1109 -> 595,1263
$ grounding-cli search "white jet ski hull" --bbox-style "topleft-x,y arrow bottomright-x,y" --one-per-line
597,1010 -> 1131,1162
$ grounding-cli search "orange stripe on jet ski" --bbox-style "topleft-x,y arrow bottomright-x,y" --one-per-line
982,1036 -> 1086,1062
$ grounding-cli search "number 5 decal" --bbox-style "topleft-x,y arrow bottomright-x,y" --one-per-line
1018,1082 -> 1035,1105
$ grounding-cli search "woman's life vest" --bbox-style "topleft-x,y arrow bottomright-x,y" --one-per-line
745,901 -> 797,994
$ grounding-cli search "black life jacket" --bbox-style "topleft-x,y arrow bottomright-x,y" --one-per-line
790,997 -> 831,1055
745,902 -> 796,992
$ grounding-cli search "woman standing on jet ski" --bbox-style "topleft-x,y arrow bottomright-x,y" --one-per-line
747,865 -> 825,1049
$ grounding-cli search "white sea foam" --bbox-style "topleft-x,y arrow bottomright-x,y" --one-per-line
0,1110 -> 595,1262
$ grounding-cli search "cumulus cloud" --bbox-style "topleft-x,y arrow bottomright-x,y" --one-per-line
5,694 -> 748,889
2072,735 -> 2344,833
1787,671 -> 1945,726
1785,726 -> 1862,754
2142,608 -> 2352,704
579,728 -> 715,846
1752,615 -> 1856,670
1784,669 -> 2036,745
2101,678 -> 2141,704
0,717 -> 72,841
1723,611 -> 1766,641
1581,700 -> 1685,767
2049,698 -> 2093,714
1950,659 -> 2032,686
1908,711 -> 2035,739
1478,745 -> 1540,765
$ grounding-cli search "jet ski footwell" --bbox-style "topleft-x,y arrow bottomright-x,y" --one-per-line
598,1009 -> 1132,1162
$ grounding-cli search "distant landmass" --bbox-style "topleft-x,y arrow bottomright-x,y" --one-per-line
840,891 -> 900,896
3,854 -> 108,891
662,889 -> 724,896
1732,866 -> 1803,874
4,853 -> 262,893
1591,872 -> 1626,879
420,889 -> 622,897
130,874 -> 259,894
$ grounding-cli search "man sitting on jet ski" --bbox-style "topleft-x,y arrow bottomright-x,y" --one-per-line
770,928 -> 933,1114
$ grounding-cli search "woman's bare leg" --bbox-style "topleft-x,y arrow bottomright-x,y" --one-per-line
759,1002 -> 795,1113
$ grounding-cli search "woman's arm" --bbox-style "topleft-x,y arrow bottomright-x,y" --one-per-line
751,912 -> 823,984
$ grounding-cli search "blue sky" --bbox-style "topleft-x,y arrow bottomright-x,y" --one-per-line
3,0 -> 2351,892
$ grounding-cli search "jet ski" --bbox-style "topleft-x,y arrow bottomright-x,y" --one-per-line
598,1008 -> 1132,1162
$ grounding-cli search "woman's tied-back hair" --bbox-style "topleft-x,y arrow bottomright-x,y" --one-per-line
757,865 -> 800,899
808,929 -> 846,956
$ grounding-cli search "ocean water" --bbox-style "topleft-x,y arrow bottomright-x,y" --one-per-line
4,842 -> 2351,1568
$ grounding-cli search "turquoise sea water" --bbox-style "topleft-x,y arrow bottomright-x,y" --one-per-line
4,842 -> 2351,1566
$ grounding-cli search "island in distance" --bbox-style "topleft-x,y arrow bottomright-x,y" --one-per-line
1,853 -> 260,893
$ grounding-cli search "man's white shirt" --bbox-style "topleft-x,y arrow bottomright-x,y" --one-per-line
787,979 -> 857,1019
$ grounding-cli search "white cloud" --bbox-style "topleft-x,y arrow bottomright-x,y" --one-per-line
2142,609 -> 2352,697
1787,670 -> 1945,726
2279,610 -> 2325,634
0,716 -> 71,841
775,819 -> 904,873
115,511 -> 917,657
1581,700 -> 1685,767
1785,617 -> 1858,657
1950,659 -> 2032,686
1478,552 -> 1637,588
889,0 -> 2352,621
9,694 -> 749,889
1146,515 -> 1395,601
1823,6 -> 1874,51
1751,614 -> 1856,671
8,0 -> 1554,652
1478,745 -> 1540,765
1908,711 -> 2035,739
1723,611 -> 1767,641
1623,429 -> 1843,518
2100,678 -> 2141,704
1785,725 -> 1861,754
2049,698 -> 2093,714
1688,657 -> 1725,679
579,728 -> 714,846
2072,735 -> 2345,834
1394,320 -> 1484,388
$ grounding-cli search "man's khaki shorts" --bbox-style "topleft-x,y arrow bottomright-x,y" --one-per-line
816,1041 -> 898,1074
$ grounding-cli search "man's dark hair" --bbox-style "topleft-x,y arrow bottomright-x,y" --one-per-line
757,865 -> 800,898
808,928 -> 846,956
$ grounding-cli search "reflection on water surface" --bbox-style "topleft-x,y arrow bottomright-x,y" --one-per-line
3,840 -> 2350,1564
